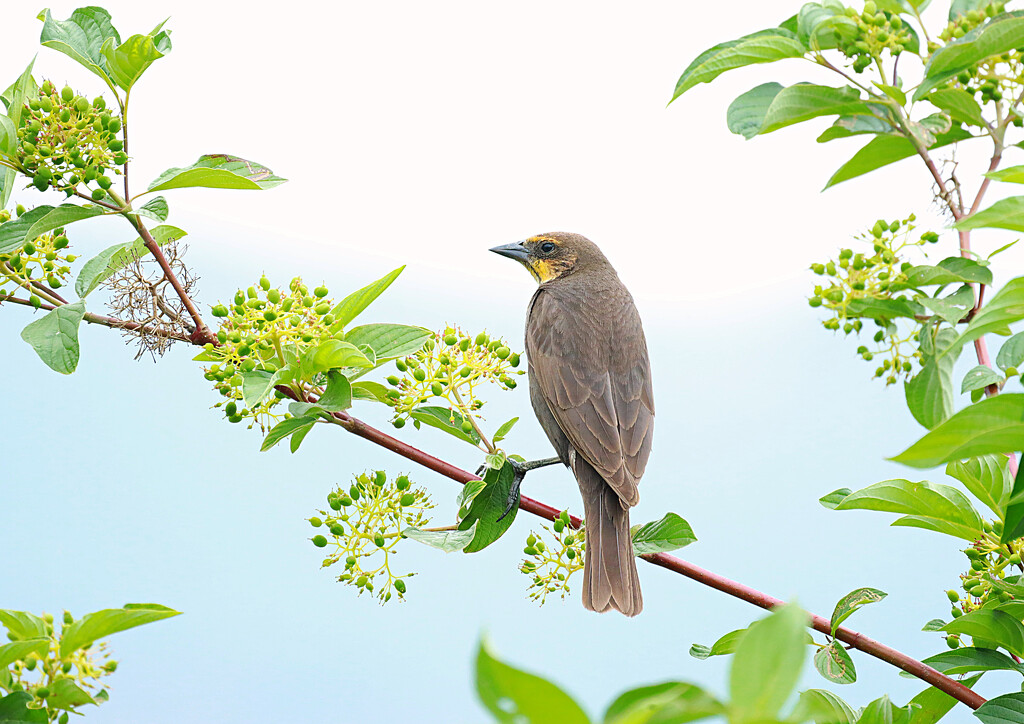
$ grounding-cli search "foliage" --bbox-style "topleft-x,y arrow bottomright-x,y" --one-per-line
0,605 -> 178,723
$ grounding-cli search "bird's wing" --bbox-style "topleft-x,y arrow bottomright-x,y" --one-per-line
526,287 -> 654,507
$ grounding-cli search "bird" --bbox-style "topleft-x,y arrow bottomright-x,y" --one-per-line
490,232 -> 654,616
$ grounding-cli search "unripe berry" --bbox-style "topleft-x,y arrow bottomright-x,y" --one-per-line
312,535 -> 328,547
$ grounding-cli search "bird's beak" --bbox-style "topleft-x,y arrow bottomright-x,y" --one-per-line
489,241 -> 531,265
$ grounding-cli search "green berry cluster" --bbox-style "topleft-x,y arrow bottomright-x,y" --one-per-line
837,2 -> 914,73
809,216 -> 935,385
2,611 -> 117,720
16,80 -> 124,199
309,471 -> 433,604
939,2 -> 1005,44
945,524 -> 1021,649
201,275 -> 339,429
385,325 -> 525,437
520,511 -> 585,605
0,207 -> 77,304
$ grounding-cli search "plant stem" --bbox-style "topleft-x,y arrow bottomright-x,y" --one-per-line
109,194 -> 217,345
0,293 -> 192,341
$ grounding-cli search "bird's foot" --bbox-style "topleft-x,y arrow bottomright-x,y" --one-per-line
495,456 -> 563,523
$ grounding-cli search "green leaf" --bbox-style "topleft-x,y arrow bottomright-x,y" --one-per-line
817,113 -> 894,142
475,638 -> 590,724
0,60 -> 36,209
916,11 -> 1024,99
344,324 -> 430,360
956,197 -> 1024,232
631,512 -> 697,555
409,406 -> 481,445
603,681 -> 725,724
0,639 -> 48,669
830,587 -> 887,635
998,333 -> 1024,371
0,692 -> 47,723
146,154 -> 286,193
857,696 -> 905,724
351,380 -> 391,403
458,461 -> 518,552
922,618 -> 948,632
797,2 -> 856,49
20,301 -> 87,375
136,196 -> 168,222
671,29 -> 806,101
917,647 -> 1024,676
240,369 -> 281,409
814,641 -> 857,684
727,82 -> 783,140
318,371 -> 352,411
690,629 -> 747,660
789,689 -> 856,724
45,679 -> 95,711
329,266 -> 405,328
904,257 -> 993,287
456,479 -> 487,517
927,88 -> 987,126
919,284 -> 975,325
824,128 -> 971,189
946,455 -> 1012,517
492,417 -> 519,444
75,224 -> 185,297
729,602 -> 807,723
59,604 -> 180,658
758,84 -> 872,135
403,522 -> 478,553
844,296 -> 926,321
819,488 -> 852,509
963,365 -> 1004,393
956,278 -> 1024,348
100,31 -> 170,92
835,479 -> 983,540
0,204 -> 105,255
260,416 -> 317,452
1002,462 -> 1024,543
309,339 -> 373,372
905,356 -> 955,429
985,165 -> 1024,186
0,611 -> 45,640
38,8 -> 120,91
942,608 -> 1024,657
891,394 -> 1024,468
976,693 -> 1024,724
950,0 -> 989,19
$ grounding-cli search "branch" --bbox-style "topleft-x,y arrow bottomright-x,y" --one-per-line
0,293 -> 191,341
325,408 -> 987,711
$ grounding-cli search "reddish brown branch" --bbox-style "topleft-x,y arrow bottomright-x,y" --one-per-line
324,408 -> 986,710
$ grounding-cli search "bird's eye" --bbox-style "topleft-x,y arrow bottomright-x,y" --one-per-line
539,241 -> 556,254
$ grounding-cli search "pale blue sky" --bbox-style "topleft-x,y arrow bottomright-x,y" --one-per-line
2,1 -> 1021,722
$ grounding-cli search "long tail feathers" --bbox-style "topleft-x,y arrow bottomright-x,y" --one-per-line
576,459 -> 642,617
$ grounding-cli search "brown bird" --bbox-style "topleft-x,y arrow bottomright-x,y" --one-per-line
490,232 -> 654,616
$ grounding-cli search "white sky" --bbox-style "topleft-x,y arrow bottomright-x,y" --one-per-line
7,0 -> 1022,311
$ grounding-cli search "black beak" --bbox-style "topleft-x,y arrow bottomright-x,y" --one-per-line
489,241 -> 531,264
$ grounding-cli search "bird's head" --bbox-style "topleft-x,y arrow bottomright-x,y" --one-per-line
489,232 -> 607,284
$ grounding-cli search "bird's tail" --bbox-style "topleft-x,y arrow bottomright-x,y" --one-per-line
576,458 -> 643,617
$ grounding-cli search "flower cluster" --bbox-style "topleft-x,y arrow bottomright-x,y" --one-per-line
808,216 -> 936,384
3,611 -> 117,720
836,2 -> 915,72
384,325 -> 525,435
520,510 -> 586,605
945,525 -> 1021,649
309,471 -> 433,604
17,80 -> 124,199
0,207 -> 76,304
200,275 -> 339,429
